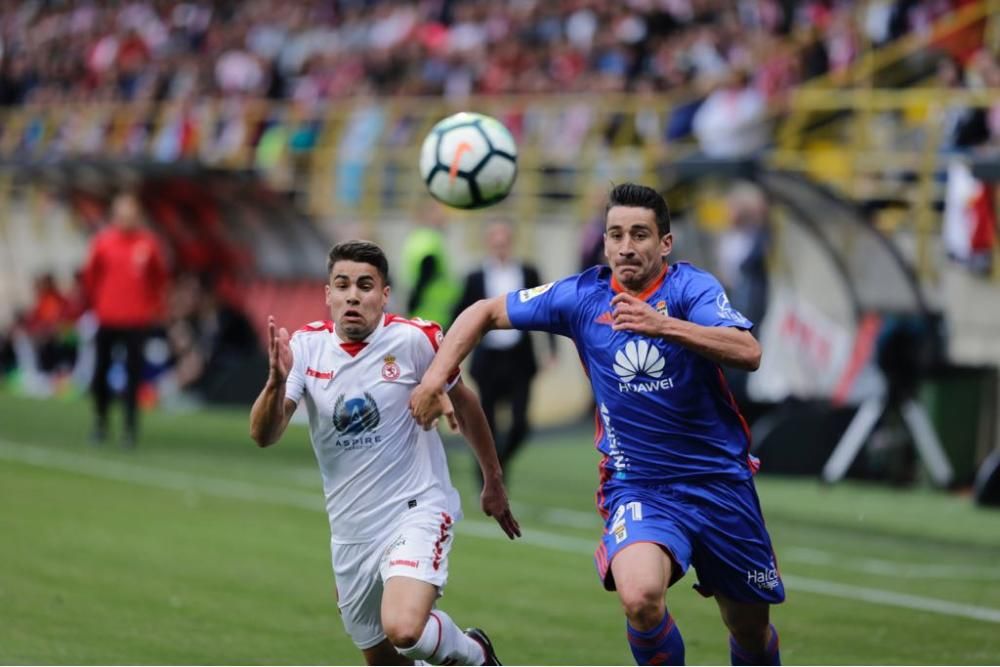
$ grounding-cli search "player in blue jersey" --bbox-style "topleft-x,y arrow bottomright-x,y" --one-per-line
410,183 -> 783,666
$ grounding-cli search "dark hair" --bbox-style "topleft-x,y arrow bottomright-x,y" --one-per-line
605,183 -> 671,236
327,240 -> 391,285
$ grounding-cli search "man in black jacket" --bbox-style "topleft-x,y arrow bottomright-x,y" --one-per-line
454,221 -> 555,485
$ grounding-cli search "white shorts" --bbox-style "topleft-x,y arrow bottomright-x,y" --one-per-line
331,505 -> 458,650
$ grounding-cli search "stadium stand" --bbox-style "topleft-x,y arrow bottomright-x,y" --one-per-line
0,0 -> 997,450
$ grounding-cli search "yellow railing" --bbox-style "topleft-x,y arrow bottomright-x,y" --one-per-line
0,92 -> 700,224
779,0 -> 999,149
771,86 -> 1000,280
1,86 -> 998,282
822,0 -> 995,89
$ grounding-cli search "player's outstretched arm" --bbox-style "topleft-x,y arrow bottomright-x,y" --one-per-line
448,379 -> 521,540
250,316 -> 298,447
611,293 -> 762,370
410,295 -> 512,429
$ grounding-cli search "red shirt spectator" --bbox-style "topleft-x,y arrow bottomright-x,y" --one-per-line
26,274 -> 71,336
83,195 -> 169,328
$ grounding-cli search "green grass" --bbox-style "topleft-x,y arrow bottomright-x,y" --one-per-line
1,394 -> 999,664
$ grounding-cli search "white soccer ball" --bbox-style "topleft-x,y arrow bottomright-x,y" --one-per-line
419,112 -> 518,209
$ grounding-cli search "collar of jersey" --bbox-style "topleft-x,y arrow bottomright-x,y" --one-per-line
332,315 -> 384,354
610,263 -> 669,301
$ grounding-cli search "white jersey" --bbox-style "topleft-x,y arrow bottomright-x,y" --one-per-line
285,313 -> 462,544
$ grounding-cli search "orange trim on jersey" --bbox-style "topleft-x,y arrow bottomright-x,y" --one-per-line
714,366 -> 755,471
610,263 -> 669,301
594,541 -> 609,580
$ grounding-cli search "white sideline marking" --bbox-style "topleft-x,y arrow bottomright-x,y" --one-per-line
783,546 -> 1000,581
781,576 -> 1000,624
2,438 -> 999,625
0,438 -> 323,511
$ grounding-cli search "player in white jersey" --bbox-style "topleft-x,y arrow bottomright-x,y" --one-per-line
250,241 -> 520,666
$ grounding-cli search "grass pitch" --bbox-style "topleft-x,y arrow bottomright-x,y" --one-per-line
1,394 -> 999,664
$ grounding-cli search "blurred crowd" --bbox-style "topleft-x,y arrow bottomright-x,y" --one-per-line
936,49 -> 1000,152
0,0 -> 989,190
0,272 -> 88,394
0,267 -> 262,406
0,0 -> 968,108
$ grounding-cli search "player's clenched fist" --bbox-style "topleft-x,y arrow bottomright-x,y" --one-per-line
409,381 -> 457,431
611,292 -> 668,337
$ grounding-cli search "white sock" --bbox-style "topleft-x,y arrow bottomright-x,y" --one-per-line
396,609 -> 486,665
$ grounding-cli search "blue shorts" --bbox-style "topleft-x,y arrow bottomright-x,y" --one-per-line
594,477 -> 785,604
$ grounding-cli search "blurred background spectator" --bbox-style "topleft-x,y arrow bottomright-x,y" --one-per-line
453,220 -> 556,487
402,203 -> 461,328
82,192 -> 169,448
165,271 -> 264,405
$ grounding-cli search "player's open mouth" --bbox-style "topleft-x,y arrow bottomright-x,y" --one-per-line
343,310 -> 362,320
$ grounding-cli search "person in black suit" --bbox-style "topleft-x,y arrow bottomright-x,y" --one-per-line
454,221 -> 556,486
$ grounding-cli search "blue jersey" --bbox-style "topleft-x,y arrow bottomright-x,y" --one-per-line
506,262 -> 758,484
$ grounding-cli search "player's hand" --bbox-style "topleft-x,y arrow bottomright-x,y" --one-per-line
480,478 -> 521,540
267,315 -> 292,384
409,382 -> 459,431
611,293 -> 667,337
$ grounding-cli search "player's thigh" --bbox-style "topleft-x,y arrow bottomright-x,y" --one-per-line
381,576 -> 439,642
331,539 -> 387,651
688,479 -> 785,604
596,486 -> 694,593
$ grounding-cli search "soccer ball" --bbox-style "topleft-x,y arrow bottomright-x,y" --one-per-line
419,112 -> 518,209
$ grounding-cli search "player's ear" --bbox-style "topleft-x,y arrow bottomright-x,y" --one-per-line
324,283 -> 332,307
660,232 -> 673,258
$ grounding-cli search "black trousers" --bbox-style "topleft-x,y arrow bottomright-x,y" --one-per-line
92,326 -> 147,434
471,347 -> 534,473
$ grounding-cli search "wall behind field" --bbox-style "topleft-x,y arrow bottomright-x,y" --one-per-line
0,193 -> 89,329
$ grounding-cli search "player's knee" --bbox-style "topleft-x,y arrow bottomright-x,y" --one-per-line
383,615 -> 427,649
618,585 -> 665,628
